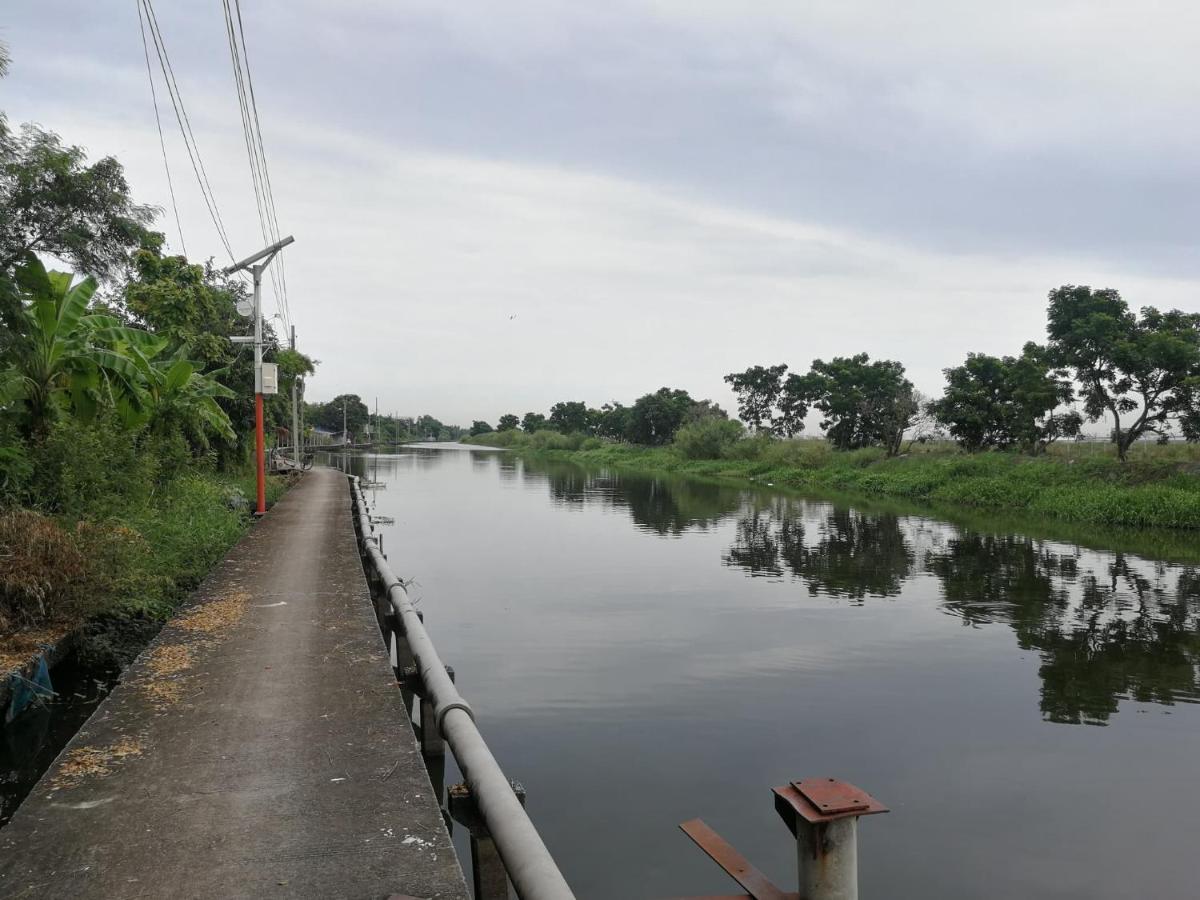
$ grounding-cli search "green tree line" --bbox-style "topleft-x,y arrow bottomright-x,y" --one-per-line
723,290 -> 1200,463
473,288 -> 1200,466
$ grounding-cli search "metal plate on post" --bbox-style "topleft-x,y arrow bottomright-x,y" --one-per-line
773,779 -> 888,829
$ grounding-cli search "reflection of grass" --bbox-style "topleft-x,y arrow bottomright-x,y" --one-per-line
487,439 -> 1200,538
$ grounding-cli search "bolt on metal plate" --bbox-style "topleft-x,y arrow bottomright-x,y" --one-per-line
773,779 -> 888,828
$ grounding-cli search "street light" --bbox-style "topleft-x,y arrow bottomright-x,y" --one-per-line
224,235 -> 295,516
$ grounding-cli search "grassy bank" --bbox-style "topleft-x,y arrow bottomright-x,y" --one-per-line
0,468 -> 290,670
465,430 -> 1200,531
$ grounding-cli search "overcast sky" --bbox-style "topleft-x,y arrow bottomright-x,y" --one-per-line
4,1 -> 1199,425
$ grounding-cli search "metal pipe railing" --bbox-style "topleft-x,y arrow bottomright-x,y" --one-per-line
350,477 -> 575,900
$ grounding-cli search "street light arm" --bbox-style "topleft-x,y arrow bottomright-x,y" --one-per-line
222,235 -> 295,274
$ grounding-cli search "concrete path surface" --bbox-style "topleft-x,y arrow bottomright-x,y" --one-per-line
0,467 -> 469,900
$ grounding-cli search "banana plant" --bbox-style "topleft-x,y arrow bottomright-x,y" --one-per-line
143,348 -> 237,443
3,253 -> 164,436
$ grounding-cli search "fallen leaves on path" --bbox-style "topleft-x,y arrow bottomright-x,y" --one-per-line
52,736 -> 144,788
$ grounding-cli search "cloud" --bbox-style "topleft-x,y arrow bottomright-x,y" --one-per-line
5,1 -> 1199,424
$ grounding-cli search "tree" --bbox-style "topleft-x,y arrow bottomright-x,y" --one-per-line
469,420 -> 493,436
685,398 -> 730,423
790,354 -> 916,455
124,252 -> 248,371
724,364 -> 789,434
416,414 -> 445,440
592,402 -> 631,440
1046,286 -> 1200,460
122,250 -> 265,460
0,124 -> 157,281
548,400 -> 590,434
497,413 -> 520,432
521,411 -> 547,432
930,344 -> 1081,454
622,388 -> 695,445
2,255 -> 163,438
316,394 -> 369,436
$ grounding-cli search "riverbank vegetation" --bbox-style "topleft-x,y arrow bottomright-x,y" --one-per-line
0,48 -> 304,658
467,274 -> 1200,530
467,432 -> 1200,530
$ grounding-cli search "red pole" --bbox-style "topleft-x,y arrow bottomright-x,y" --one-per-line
255,392 -> 266,515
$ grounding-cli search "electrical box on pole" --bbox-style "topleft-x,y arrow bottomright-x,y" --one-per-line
261,363 -> 279,395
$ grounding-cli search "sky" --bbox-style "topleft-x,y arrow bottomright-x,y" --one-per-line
4,1 -> 1199,426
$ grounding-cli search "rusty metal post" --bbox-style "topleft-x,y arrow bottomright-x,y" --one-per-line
773,779 -> 888,900
796,817 -> 858,899
449,780 -> 527,900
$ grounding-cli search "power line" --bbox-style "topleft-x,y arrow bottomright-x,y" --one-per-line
221,0 -> 291,334
138,0 -> 243,272
233,0 -> 291,328
136,0 -> 187,258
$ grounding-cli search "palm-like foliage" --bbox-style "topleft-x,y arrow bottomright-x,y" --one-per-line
3,254 -> 163,435
144,349 -> 236,444
2,254 -> 236,447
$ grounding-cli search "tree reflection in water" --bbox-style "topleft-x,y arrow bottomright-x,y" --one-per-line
526,458 -> 1200,725
725,500 -> 1200,725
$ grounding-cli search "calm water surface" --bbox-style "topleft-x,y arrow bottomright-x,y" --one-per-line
337,445 -> 1200,899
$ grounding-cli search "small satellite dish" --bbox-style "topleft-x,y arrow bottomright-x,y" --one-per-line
236,299 -> 253,317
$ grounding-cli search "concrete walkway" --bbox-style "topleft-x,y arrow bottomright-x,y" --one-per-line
0,468 -> 469,900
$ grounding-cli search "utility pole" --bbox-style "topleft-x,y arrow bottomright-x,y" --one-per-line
343,397 -> 347,446
223,235 -> 295,517
290,325 -> 301,466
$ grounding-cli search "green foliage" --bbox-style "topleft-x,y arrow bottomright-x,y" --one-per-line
311,393 -> 369,436
789,354 -> 916,455
463,428 -> 591,451
1047,285 -> 1200,460
724,364 -> 797,435
931,343 -> 1081,454
469,419 -> 493,436
24,416 -> 157,519
497,413 -> 520,432
4,255 -> 165,436
489,435 -> 1200,532
521,411 -> 547,432
0,123 -> 158,282
0,468 -> 279,628
626,387 -> 697,445
591,402 -> 630,439
548,400 -> 590,434
673,417 -> 745,459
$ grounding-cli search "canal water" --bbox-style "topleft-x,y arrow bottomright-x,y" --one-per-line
337,445 -> 1199,899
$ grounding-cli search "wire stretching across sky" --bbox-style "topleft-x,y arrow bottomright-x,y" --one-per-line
135,0 -> 241,271
135,0 -> 186,258
221,0 -> 292,337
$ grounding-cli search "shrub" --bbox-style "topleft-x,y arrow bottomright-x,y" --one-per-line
0,510 -> 90,628
673,418 -> 745,459
71,520 -> 169,616
26,416 -> 157,519
724,432 -> 774,461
